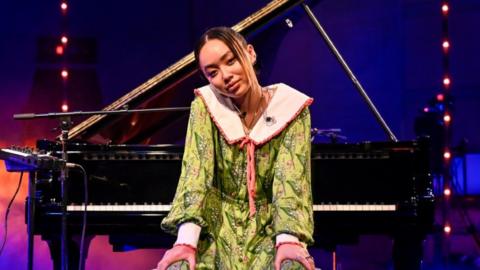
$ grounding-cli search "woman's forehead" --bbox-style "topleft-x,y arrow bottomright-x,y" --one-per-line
199,39 -> 232,67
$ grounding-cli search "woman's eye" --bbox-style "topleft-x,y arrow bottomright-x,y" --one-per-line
208,70 -> 218,78
227,58 -> 236,65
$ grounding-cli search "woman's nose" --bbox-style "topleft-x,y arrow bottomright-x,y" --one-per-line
221,68 -> 233,83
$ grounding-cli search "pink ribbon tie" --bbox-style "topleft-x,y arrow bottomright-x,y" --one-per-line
240,137 -> 257,218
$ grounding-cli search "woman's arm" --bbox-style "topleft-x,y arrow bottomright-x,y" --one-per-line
272,107 -> 314,245
161,97 -> 215,241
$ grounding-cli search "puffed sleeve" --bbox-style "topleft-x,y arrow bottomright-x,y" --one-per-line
272,107 -> 314,245
161,97 -> 215,235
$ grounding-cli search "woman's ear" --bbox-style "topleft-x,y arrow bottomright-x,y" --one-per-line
246,44 -> 257,64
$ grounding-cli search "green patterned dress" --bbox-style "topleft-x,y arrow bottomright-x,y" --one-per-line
161,92 -> 314,269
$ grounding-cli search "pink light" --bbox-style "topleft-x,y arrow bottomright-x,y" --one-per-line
444,114 -> 451,123
436,93 -> 445,102
442,3 -> 449,15
61,36 -> 68,45
443,77 -> 451,87
61,2 -> 68,11
61,69 -> 68,79
423,107 -> 429,113
444,224 -> 451,234
55,45 -> 64,55
61,103 -> 69,112
442,40 -> 450,49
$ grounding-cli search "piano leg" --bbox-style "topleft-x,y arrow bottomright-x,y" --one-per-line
27,172 -> 37,270
45,235 -> 94,270
392,232 -> 424,270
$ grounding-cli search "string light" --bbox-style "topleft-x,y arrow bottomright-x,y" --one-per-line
442,40 -> 450,50
61,35 -> 68,45
436,93 -> 444,102
443,114 -> 451,123
443,76 -> 451,87
61,69 -> 68,79
444,224 -> 452,234
56,45 -> 64,55
443,188 -> 451,197
60,2 -> 69,114
442,3 -> 449,15
443,150 -> 451,160
61,2 -> 68,12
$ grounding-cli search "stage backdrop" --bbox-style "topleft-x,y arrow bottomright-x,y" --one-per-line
1,0 -> 479,269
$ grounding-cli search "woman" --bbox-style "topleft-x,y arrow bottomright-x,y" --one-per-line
155,26 -> 315,270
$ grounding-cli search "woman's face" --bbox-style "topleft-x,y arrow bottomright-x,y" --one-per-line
198,39 -> 255,99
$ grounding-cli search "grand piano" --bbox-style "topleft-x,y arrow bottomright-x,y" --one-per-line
9,0 -> 435,269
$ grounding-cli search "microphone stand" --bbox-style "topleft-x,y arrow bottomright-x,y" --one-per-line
301,2 -> 398,142
14,106 -> 189,270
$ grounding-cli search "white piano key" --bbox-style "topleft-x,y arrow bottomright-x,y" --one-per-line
313,204 -> 396,212
67,204 -> 173,212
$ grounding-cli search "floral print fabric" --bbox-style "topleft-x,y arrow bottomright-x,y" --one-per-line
161,96 -> 313,269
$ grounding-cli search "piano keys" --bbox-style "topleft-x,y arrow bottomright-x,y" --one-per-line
64,204 -> 397,212
32,138 -> 433,241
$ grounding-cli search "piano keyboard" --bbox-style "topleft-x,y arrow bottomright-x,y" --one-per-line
66,204 -> 396,212
313,204 -> 396,211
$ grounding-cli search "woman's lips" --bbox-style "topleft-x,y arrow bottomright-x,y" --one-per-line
227,81 -> 240,93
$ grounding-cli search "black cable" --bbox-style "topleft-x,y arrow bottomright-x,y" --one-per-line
68,164 -> 88,270
0,172 -> 24,256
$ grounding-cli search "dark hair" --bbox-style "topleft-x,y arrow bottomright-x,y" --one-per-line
194,26 -> 259,90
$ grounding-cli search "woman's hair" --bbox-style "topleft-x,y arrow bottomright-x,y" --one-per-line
194,26 -> 259,93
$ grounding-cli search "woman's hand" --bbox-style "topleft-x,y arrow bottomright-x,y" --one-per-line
154,244 -> 196,270
274,242 -> 315,270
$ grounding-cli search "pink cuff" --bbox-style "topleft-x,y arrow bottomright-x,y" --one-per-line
174,222 -> 201,247
276,233 -> 300,244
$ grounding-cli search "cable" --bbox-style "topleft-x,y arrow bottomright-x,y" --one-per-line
68,163 -> 88,270
0,172 -> 24,257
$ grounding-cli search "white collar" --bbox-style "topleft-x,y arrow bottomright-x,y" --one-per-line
194,83 -> 313,145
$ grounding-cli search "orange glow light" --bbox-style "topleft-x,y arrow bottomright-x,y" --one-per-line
61,69 -> 68,79
444,188 -> 451,196
61,103 -> 69,112
443,151 -> 451,160
55,45 -> 64,55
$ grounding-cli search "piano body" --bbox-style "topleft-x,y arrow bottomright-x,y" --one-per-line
13,0 -> 435,269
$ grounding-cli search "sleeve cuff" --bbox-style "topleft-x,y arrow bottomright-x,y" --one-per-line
174,222 -> 202,248
276,233 -> 300,244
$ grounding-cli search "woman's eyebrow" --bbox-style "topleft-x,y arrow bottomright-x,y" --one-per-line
204,51 -> 233,70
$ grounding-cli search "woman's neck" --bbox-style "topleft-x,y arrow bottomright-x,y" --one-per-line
234,84 -> 262,113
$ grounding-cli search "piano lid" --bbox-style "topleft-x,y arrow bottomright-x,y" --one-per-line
66,0 -> 303,145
